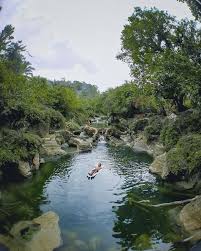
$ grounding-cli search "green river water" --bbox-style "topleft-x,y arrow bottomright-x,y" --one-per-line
0,141 -> 192,251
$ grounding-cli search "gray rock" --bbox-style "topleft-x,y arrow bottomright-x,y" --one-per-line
132,136 -> 153,155
0,211 -> 62,251
32,153 -> 40,170
61,143 -> 69,150
180,196 -> 201,240
69,137 -> 92,152
18,161 -> 32,178
41,134 -> 66,157
83,125 -> 98,138
149,153 -> 169,179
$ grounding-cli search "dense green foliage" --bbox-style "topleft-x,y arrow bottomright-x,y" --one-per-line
89,8 -> 201,117
144,116 -> 163,142
0,129 -> 41,167
117,7 -> 201,112
167,134 -> 201,176
91,82 -> 162,117
160,110 -> 201,150
51,80 -> 99,98
0,25 -> 94,172
0,25 -> 93,132
130,118 -> 149,133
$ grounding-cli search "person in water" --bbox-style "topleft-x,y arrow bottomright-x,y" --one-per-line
88,163 -> 102,176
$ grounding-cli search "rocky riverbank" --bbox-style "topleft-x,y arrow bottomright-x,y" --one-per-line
0,124 -> 100,180
104,111 -> 201,244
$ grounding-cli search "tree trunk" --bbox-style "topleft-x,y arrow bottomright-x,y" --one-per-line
173,96 -> 186,112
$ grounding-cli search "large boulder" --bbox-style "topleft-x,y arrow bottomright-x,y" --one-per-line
179,196 -> 201,240
0,211 -> 62,251
131,135 -> 152,155
149,153 -> 169,179
83,125 -> 98,138
69,137 -> 92,152
41,134 -> 66,157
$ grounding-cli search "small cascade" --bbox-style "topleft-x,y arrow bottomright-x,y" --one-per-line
98,135 -> 106,144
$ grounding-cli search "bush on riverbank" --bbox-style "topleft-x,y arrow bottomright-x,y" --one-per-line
160,110 -> 201,150
130,118 -> 149,133
166,134 -> 201,177
144,116 -> 163,143
0,129 -> 41,169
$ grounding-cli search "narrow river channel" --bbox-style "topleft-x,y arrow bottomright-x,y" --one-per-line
0,141 -> 191,251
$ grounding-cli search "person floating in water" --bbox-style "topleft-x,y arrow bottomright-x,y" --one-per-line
88,163 -> 102,176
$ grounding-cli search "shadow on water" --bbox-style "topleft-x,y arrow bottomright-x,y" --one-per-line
0,143 -> 193,250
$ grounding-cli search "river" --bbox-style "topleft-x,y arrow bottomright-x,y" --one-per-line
0,141 -> 191,251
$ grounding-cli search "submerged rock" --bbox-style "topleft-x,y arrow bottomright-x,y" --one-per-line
0,211 -> 62,251
88,236 -> 101,251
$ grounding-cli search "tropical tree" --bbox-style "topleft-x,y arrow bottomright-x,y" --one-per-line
0,25 -> 34,75
118,7 -> 201,112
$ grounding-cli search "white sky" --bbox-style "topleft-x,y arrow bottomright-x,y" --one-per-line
0,0 -> 193,91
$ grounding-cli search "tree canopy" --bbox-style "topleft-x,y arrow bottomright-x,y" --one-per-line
117,7 -> 201,112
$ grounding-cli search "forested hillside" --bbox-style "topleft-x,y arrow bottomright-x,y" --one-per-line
87,7 -> 201,186
51,80 -> 99,98
0,24 -> 97,178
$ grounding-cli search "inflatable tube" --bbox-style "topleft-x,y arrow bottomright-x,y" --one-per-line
87,170 -> 101,179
